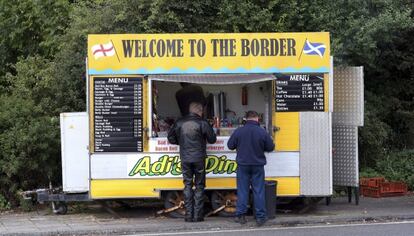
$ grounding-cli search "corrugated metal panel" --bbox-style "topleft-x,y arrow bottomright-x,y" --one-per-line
300,112 -> 332,196
333,67 -> 364,126
148,74 -> 276,84
332,126 -> 359,187
329,57 -> 334,112
332,66 -> 363,187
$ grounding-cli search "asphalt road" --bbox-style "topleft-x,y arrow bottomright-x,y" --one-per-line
135,221 -> 414,236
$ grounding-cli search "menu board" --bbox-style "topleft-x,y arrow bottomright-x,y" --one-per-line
275,74 -> 324,112
93,77 -> 143,152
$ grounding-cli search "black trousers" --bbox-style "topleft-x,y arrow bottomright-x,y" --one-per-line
181,161 -> 206,219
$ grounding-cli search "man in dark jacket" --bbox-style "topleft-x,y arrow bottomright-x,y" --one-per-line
167,102 -> 217,222
227,110 -> 275,226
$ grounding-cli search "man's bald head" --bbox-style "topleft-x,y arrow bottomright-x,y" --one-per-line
189,102 -> 203,116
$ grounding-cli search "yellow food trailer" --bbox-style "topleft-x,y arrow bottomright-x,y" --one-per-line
35,32 -> 364,216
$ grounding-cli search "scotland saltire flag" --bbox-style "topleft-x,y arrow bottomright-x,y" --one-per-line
303,40 -> 326,57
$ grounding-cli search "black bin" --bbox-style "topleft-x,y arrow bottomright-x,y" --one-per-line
265,180 -> 277,219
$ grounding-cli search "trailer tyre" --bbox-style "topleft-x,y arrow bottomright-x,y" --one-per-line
211,191 -> 237,217
163,191 -> 185,218
53,202 -> 68,215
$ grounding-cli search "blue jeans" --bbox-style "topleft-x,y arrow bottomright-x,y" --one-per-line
236,165 -> 266,220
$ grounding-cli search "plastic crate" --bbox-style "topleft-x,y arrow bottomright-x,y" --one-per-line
360,178 -> 370,187
380,182 -> 408,194
367,177 -> 386,188
361,181 -> 408,198
361,186 -> 381,198
360,177 -> 385,187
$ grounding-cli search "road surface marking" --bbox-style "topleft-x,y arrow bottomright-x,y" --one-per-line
128,220 -> 414,236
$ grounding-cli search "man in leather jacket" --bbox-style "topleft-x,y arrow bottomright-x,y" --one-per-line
167,102 -> 217,222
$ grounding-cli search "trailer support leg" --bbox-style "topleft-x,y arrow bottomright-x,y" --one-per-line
99,201 -> 121,219
347,187 -> 352,203
346,186 -> 359,205
354,187 -> 359,205
325,197 -> 331,206
157,201 -> 184,215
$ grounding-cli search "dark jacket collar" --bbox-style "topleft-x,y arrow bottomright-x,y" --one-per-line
245,120 -> 259,126
187,112 -> 201,118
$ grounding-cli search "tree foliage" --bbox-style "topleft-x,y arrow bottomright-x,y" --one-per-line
0,0 -> 70,91
0,0 -> 413,204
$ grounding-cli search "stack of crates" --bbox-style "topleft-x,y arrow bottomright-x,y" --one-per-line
360,177 -> 408,198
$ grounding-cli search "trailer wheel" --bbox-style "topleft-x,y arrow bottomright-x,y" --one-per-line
52,201 -> 68,215
210,190 -> 237,217
163,191 -> 186,218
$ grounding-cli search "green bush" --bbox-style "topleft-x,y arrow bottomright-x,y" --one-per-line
359,167 -> 382,178
0,194 -> 11,211
19,195 -> 35,212
373,150 -> 414,190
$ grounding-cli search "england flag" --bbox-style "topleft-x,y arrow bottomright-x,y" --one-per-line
91,41 -> 116,59
303,40 -> 326,57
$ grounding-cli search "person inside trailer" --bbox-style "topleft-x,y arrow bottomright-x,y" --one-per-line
175,83 -> 206,116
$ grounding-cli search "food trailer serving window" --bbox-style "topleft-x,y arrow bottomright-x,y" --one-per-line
148,74 -> 275,142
